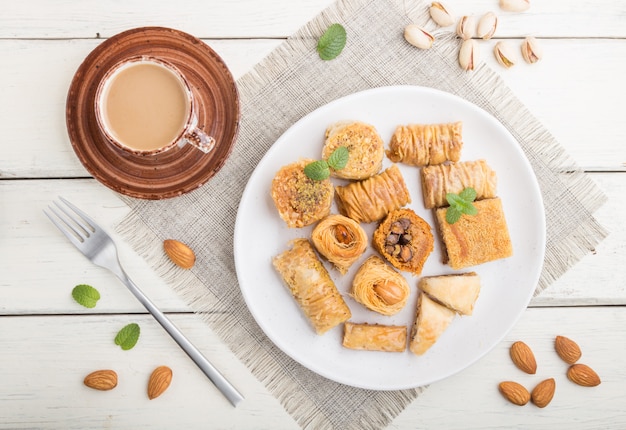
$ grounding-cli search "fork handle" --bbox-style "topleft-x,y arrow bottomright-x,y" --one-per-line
121,275 -> 244,406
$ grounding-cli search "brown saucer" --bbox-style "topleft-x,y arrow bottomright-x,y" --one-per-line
66,27 -> 239,200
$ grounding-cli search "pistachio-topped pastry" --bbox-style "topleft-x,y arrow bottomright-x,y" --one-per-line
271,159 -> 334,228
322,121 -> 384,180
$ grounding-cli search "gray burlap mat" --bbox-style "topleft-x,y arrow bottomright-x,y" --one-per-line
117,0 -> 607,427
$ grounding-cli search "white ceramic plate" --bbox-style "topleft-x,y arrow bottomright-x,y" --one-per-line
234,86 -> 545,390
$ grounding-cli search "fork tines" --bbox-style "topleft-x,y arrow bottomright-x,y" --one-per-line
44,197 -> 96,246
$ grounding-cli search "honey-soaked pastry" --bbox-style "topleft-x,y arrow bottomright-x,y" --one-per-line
409,291 -> 456,356
351,255 -> 410,316
272,238 -> 351,335
335,164 -> 411,224
311,214 -> 368,274
271,159 -> 334,228
419,272 -> 481,316
387,122 -> 463,166
373,208 -> 434,275
435,197 -> 513,269
322,121 -> 385,180
421,159 -> 497,209
342,322 -> 407,352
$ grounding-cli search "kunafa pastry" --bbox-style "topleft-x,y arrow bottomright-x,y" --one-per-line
421,159 -> 497,209
373,208 -> 434,275
342,322 -> 407,352
335,164 -> 411,223
409,291 -> 456,355
311,214 -> 368,274
271,159 -> 334,228
322,121 -> 385,180
387,122 -> 463,166
435,197 -> 513,269
272,239 -> 351,334
351,255 -> 410,316
419,272 -> 481,316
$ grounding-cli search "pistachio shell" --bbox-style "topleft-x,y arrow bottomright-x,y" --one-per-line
521,36 -> 543,63
404,24 -> 435,50
459,39 -> 479,71
477,12 -> 498,40
429,2 -> 455,27
499,0 -> 530,13
456,15 -> 475,41
494,41 -> 516,68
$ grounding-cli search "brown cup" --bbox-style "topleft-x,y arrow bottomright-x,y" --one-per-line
94,55 -> 215,155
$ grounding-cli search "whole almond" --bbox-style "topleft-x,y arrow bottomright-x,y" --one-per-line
163,239 -> 196,269
499,381 -> 530,406
555,335 -> 582,364
531,378 -> 556,408
84,369 -> 118,391
148,365 -> 173,399
510,341 -> 537,374
567,363 -> 601,387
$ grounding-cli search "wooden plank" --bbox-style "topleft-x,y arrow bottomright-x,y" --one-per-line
0,307 -> 623,428
1,37 -> 624,179
0,175 -> 622,315
2,0 -> 626,38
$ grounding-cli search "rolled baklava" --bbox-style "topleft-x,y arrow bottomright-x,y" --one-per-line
342,322 -> 407,352
421,159 -> 497,209
335,164 -> 411,224
272,238 -> 351,335
387,122 -> 463,166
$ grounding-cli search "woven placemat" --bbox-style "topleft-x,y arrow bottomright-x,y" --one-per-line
117,0 -> 607,427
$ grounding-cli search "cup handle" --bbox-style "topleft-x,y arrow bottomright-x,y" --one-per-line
181,128 -> 216,153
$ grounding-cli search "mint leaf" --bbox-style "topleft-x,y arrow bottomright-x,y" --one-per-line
317,23 -> 347,60
327,146 -> 349,170
72,284 -> 101,308
459,187 -> 477,202
304,160 -> 331,181
445,187 -> 478,224
445,206 -> 462,224
114,323 -> 141,351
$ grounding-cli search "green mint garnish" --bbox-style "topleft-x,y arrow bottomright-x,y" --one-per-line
317,23 -> 347,60
445,187 -> 478,224
327,146 -> 349,170
114,323 -> 141,351
304,160 -> 331,181
304,147 -> 350,180
71,284 -> 101,308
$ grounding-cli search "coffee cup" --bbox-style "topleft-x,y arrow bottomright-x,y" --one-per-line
95,55 -> 215,155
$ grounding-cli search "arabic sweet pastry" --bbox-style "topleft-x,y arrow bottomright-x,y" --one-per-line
351,255 -> 411,316
387,122 -> 463,166
322,121 -> 385,180
435,197 -> 513,269
271,159 -> 334,228
419,272 -> 481,315
421,159 -> 498,209
335,164 -> 411,223
373,208 -> 434,275
409,291 -> 456,355
272,238 -> 351,334
311,214 -> 368,274
342,322 -> 407,352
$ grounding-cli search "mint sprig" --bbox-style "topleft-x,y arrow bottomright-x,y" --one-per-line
72,284 -> 101,308
317,23 -> 347,60
114,323 -> 141,351
304,146 -> 349,180
445,187 -> 478,224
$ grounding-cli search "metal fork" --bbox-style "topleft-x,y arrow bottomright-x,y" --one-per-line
44,196 -> 244,407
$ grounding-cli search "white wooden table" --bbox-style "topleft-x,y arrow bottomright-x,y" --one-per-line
2,1 -> 625,428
